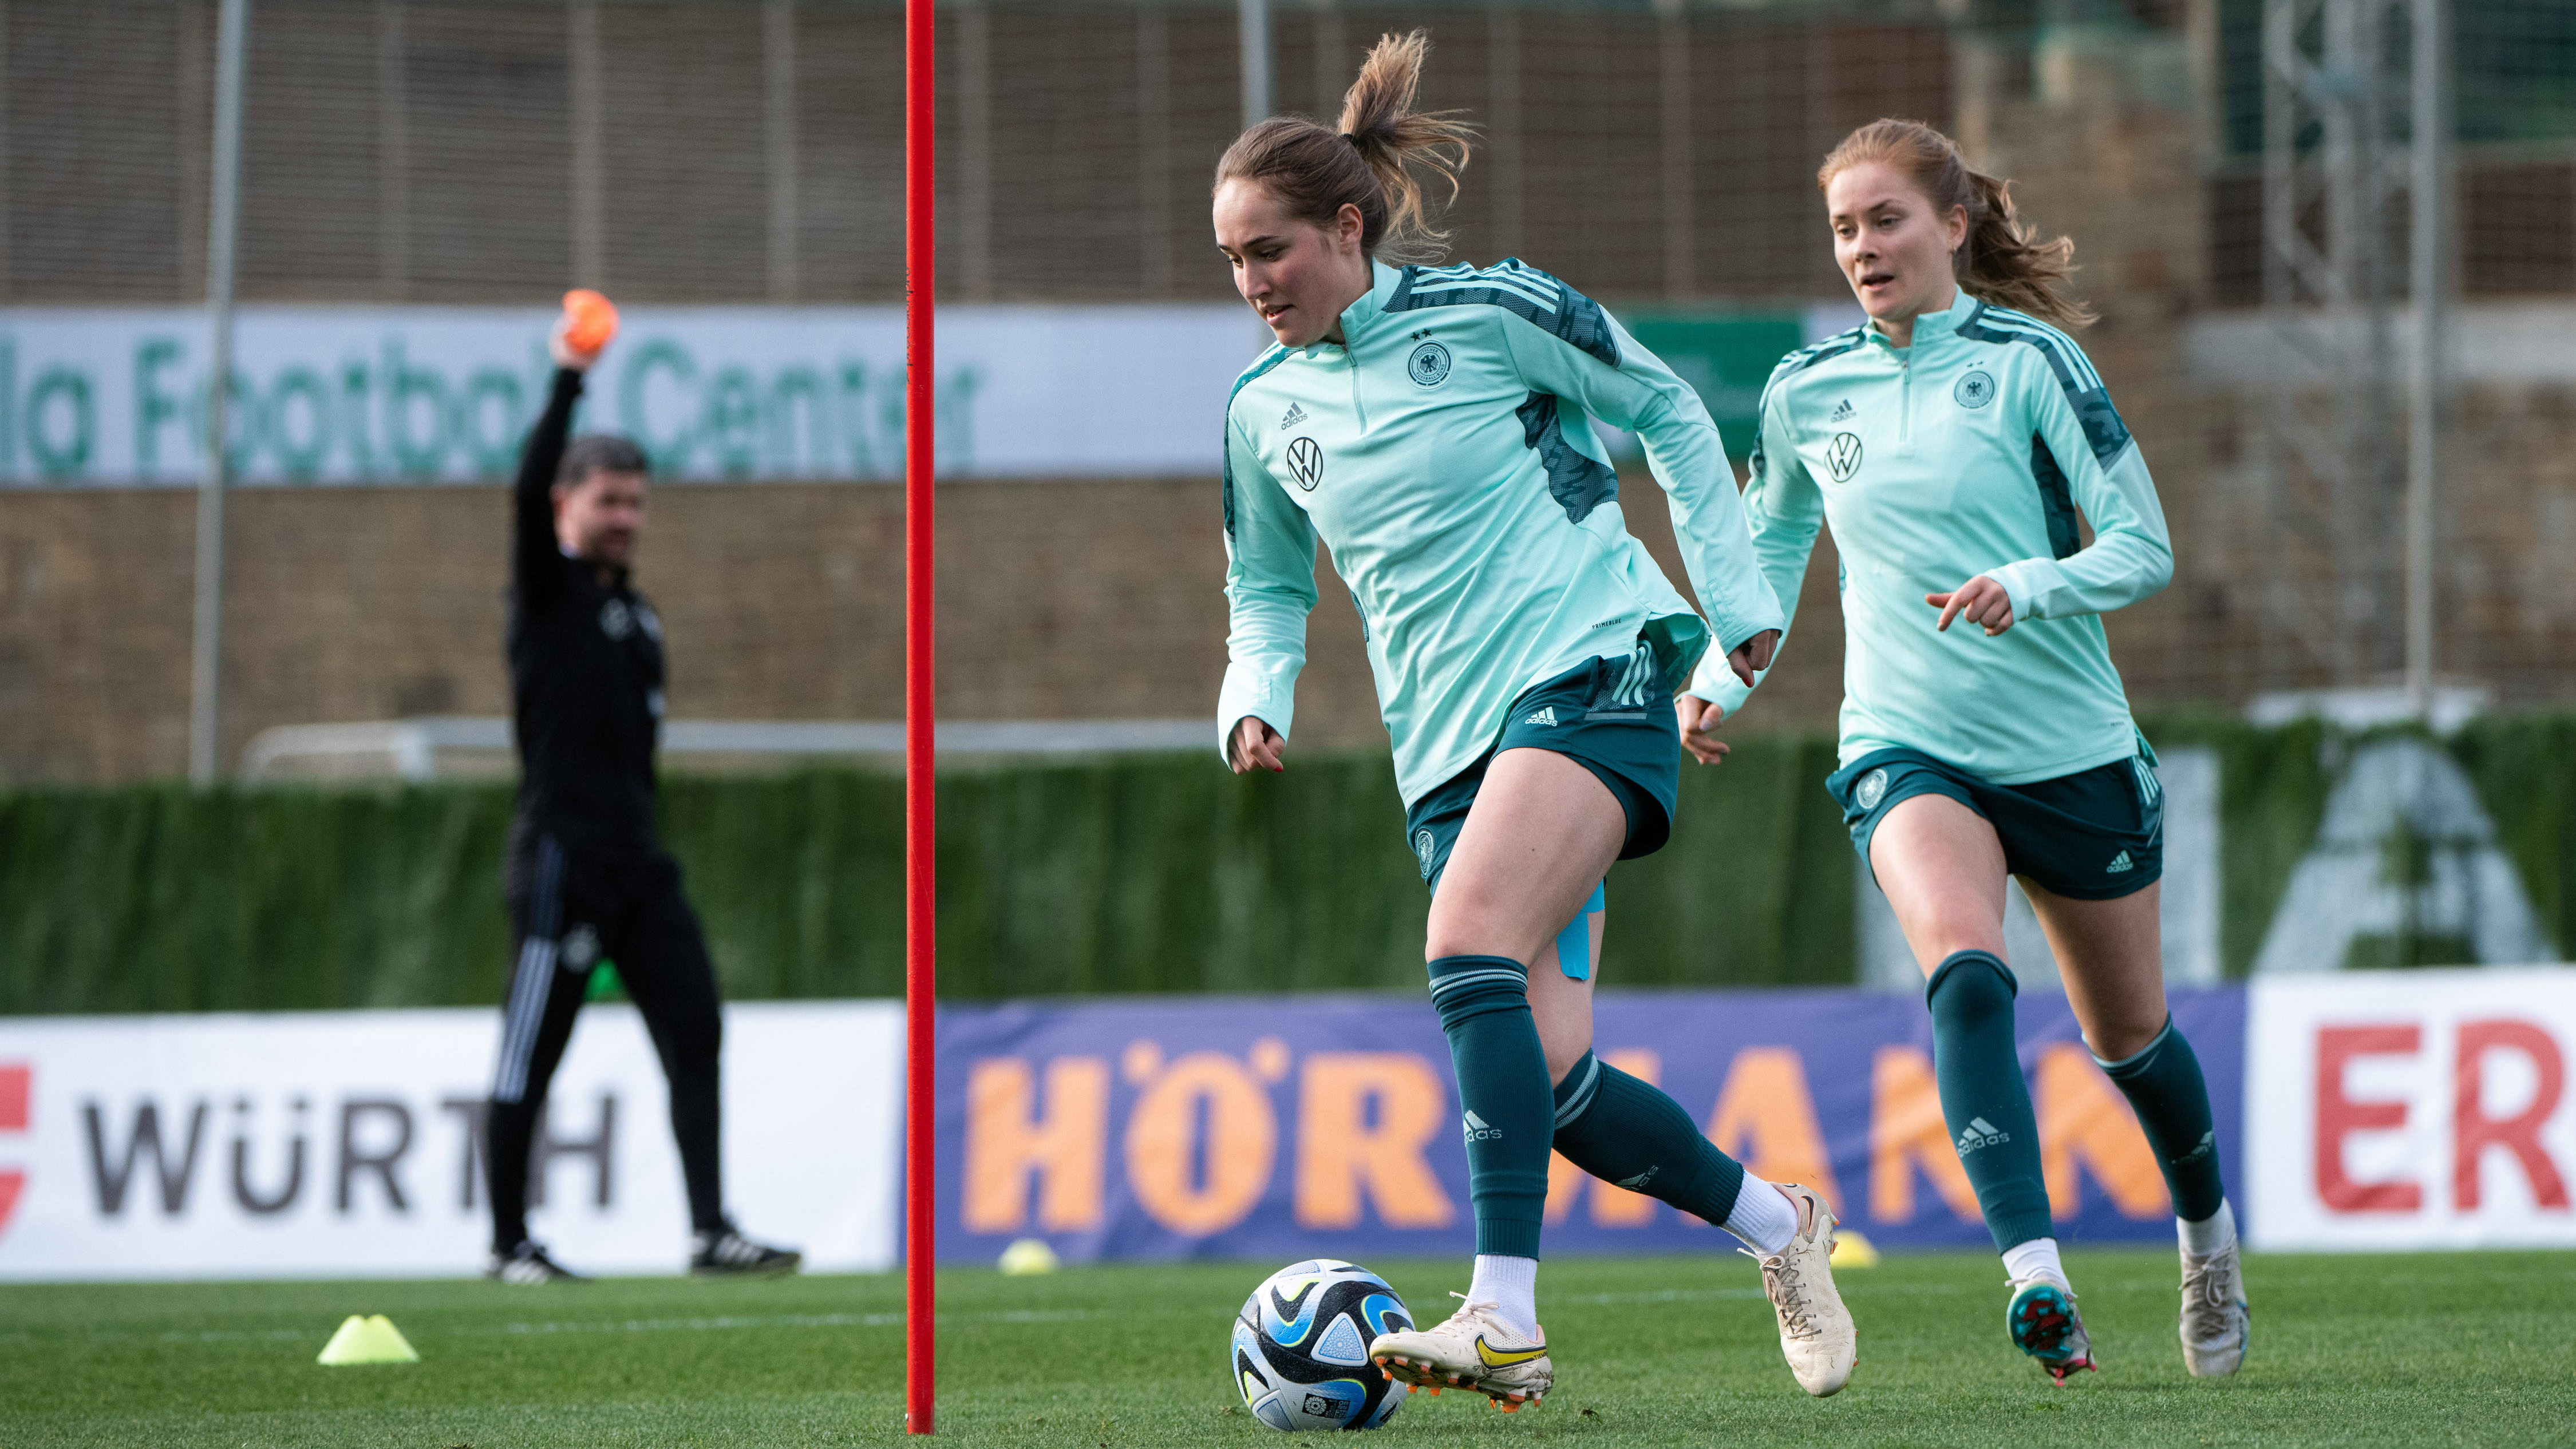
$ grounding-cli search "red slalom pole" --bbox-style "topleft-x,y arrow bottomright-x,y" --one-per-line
902,0 -> 937,1430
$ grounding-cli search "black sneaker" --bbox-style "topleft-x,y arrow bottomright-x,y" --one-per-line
690,1224 -> 802,1277
487,1240 -> 585,1284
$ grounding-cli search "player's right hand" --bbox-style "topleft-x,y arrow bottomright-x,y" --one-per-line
548,316 -> 603,373
1676,695 -> 1731,766
1228,716 -> 1285,774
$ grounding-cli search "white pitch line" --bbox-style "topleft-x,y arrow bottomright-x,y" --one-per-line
6,1305 -> 1116,1349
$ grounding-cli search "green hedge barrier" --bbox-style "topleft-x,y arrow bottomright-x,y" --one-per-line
1,715 -> 2566,1015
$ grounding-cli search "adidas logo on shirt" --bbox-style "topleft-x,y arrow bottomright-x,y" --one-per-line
1829,398 -> 1855,422
1280,402 -> 1308,428
2107,850 -> 2134,874
1955,1116 -> 2010,1153
1523,706 -> 1559,727
1463,1110 -> 1503,1143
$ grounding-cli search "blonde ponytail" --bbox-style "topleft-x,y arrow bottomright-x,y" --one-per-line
1215,30 -> 1475,266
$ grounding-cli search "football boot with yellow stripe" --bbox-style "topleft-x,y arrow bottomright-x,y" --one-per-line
1368,1294 -> 1551,1410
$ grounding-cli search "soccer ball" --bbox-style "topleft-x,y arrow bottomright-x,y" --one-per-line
1230,1259 -> 1413,1432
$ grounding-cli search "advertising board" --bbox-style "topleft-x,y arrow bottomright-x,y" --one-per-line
0,305 -> 1261,486
938,987 -> 2244,1265
2246,967 -> 2576,1249
0,1003 -> 900,1280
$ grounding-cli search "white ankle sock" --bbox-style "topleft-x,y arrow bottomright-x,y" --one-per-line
1723,1175 -> 1800,1257
1466,1255 -> 1539,1340
2179,1199 -> 2237,1257
2001,1236 -> 2066,1286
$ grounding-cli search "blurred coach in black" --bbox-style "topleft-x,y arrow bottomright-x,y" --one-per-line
483,310 -> 799,1284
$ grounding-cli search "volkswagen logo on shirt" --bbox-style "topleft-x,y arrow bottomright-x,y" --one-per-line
1408,340 -> 1453,386
1955,369 -> 1996,409
600,598 -> 634,639
1826,431 -> 1863,483
1286,436 -> 1324,492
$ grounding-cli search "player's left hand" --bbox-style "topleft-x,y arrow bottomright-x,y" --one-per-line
1927,576 -> 2015,636
1676,695 -> 1731,766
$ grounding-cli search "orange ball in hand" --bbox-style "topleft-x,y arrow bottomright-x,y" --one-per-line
562,288 -> 619,355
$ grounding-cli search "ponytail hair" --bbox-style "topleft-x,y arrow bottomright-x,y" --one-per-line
1818,118 -> 2095,331
1214,30 -> 1475,266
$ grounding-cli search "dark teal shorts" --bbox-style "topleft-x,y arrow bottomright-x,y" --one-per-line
1403,651 -> 1682,897
1826,743 -> 2163,901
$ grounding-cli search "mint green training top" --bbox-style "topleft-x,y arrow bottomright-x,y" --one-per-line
1688,290 -> 2172,785
1220,259 -> 1785,807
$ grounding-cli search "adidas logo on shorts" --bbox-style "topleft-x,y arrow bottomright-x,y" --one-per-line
2107,850 -> 2135,874
1955,1116 -> 2010,1153
1523,706 -> 1558,727
1463,1110 -> 1504,1143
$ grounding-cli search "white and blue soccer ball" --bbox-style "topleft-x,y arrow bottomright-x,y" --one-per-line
1230,1259 -> 1413,1432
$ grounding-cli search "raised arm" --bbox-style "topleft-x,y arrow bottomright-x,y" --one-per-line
1214,412 -> 1318,770
1494,273 -> 1784,662
1979,351 -> 2172,624
1686,373 -> 1824,714
513,367 -> 584,603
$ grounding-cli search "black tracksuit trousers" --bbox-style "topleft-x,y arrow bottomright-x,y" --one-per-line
486,833 -> 726,1251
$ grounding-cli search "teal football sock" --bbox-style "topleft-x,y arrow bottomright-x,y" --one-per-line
1550,1050 -> 1748,1226
2095,1015 -> 2226,1222
1926,950 -> 2054,1252
1428,955 -> 1554,1260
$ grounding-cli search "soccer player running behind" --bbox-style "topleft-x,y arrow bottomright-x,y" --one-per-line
1215,31 -> 1855,1410
1678,120 -> 2247,1382
483,299 -> 799,1284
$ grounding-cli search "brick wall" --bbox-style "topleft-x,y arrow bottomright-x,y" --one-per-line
0,464 -> 1856,784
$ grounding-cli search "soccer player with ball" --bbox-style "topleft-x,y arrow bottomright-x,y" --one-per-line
1214,31 -> 1856,1410
1677,120 -> 2249,1383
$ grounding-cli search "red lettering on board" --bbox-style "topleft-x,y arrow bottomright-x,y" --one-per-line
2453,1020 -> 2570,1212
2315,1025 -> 2422,1213
0,1063 -> 23,1237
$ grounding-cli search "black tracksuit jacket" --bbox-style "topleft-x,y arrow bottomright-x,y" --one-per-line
506,369 -> 666,880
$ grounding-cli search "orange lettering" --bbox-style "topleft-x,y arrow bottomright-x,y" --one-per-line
2036,1043 -> 2170,1219
1708,1047 -> 1843,1216
1869,1046 -> 1981,1224
1295,1053 -> 1455,1229
963,1056 -> 1109,1232
1125,1052 -> 1277,1236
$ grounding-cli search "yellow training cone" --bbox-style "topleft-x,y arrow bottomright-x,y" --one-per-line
1829,1230 -> 1882,1268
317,1313 -> 420,1365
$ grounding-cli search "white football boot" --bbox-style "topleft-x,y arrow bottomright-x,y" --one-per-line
1750,1182 -> 1858,1397
1368,1293 -> 1552,1411
2179,1237 -> 2250,1376
2007,1273 -> 2097,1385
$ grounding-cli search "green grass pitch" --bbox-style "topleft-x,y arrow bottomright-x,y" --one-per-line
5,1249 -> 2572,1446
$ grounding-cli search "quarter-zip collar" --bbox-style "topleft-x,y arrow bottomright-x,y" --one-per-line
1865,286 -> 1981,357
1305,260 -> 1403,356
